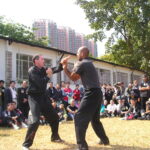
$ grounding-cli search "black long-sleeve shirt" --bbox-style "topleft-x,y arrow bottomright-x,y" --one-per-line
27,64 -> 63,95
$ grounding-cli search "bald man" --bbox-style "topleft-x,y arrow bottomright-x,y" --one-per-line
62,47 -> 109,150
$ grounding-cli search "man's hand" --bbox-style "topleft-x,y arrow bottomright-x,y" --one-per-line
61,55 -> 71,65
46,68 -> 53,78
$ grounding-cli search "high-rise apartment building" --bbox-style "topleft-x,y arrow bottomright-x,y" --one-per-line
57,27 -> 68,51
33,20 -> 98,57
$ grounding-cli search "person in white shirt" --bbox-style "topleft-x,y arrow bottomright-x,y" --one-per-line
107,100 -> 117,117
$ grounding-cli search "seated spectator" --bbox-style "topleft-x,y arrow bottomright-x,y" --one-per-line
58,104 -> 67,122
3,103 -> 27,129
123,98 -> 141,120
0,106 -> 6,127
100,100 -> 108,117
107,100 -> 117,117
75,100 -> 81,108
116,99 -> 123,116
39,115 -> 47,125
140,99 -> 150,120
52,101 -> 59,113
12,102 -> 27,127
67,99 -> 78,120
117,99 -> 129,117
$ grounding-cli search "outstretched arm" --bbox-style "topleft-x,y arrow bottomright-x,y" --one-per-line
61,56 -> 80,81
63,65 -> 80,81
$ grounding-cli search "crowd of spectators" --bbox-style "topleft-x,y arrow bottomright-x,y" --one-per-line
0,74 -> 150,129
100,75 -> 150,120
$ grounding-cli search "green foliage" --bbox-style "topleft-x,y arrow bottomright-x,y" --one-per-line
0,16 -> 48,46
77,0 -> 150,73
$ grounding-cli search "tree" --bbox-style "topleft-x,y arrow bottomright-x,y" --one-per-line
76,0 -> 150,72
0,16 -> 48,46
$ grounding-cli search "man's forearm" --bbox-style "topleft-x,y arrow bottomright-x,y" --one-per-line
52,63 -> 63,74
64,67 -> 72,80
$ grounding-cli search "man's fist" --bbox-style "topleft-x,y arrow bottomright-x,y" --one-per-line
61,55 -> 71,65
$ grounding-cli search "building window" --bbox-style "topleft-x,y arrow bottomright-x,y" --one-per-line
133,75 -> 141,84
116,72 -> 128,87
98,69 -> 111,85
16,53 -> 51,81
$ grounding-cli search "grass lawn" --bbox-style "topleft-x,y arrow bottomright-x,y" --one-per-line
0,118 -> 150,150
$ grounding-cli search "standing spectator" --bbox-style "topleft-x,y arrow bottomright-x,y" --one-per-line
4,81 -> 17,107
67,99 -> 78,120
132,80 -> 140,103
79,86 -> 84,100
101,84 -> 107,100
120,82 -> 125,97
62,82 -> 73,110
17,81 -> 29,119
73,84 -> 81,106
0,80 -> 5,110
55,83 -> 63,105
46,82 -> 57,102
105,84 -> 114,103
61,81 -> 66,89
139,74 -> 150,114
125,83 -> 133,102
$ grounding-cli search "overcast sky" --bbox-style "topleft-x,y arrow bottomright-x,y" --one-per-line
0,0 -> 106,56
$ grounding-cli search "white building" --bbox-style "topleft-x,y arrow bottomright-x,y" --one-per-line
0,36 -> 144,87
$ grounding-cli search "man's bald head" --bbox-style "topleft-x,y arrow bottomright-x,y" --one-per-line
77,46 -> 89,60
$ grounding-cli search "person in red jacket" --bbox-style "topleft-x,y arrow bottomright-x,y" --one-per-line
73,84 -> 81,107
62,82 -> 73,110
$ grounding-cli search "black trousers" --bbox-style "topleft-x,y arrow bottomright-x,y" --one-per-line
74,88 -> 108,148
141,97 -> 148,112
23,94 -> 60,148
19,104 -> 29,119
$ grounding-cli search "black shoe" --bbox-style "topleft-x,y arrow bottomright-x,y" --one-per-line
99,138 -> 110,145
51,137 -> 64,143
76,144 -> 88,150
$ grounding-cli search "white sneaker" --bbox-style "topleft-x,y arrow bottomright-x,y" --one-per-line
21,122 -> 28,128
22,146 -> 29,150
12,124 -> 20,130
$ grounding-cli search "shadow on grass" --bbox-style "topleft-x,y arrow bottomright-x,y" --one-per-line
31,143 -> 150,150
0,134 -> 10,137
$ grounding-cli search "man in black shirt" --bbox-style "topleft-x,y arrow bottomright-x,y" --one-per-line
0,80 -> 5,111
62,47 -> 109,150
22,54 -> 64,150
17,81 -> 29,119
139,74 -> 150,114
46,82 -> 57,102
